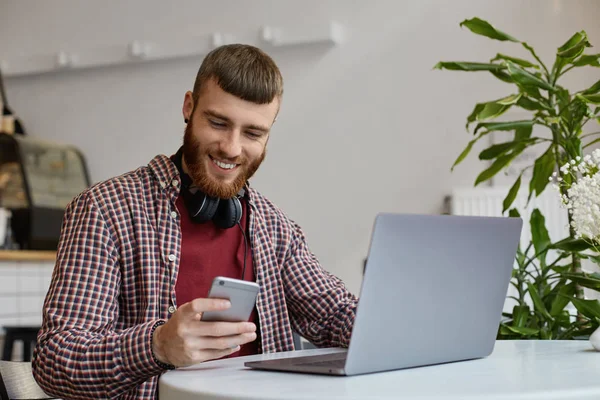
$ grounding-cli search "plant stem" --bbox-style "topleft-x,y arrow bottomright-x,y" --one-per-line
558,65 -> 576,79
556,319 -> 590,339
581,131 -> 600,139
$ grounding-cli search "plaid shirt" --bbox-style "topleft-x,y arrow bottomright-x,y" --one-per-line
32,154 -> 357,400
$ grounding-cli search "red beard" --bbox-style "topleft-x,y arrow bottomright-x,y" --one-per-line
182,119 -> 265,199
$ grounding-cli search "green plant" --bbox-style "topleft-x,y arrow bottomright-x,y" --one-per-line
436,18 -> 600,339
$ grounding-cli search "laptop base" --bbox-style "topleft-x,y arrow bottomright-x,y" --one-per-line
244,352 -> 348,376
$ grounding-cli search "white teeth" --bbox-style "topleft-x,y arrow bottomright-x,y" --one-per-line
213,158 -> 236,170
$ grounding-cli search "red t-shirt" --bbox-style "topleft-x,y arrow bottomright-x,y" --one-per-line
174,193 -> 259,357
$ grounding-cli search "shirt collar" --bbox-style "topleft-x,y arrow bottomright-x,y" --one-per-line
148,154 -> 181,193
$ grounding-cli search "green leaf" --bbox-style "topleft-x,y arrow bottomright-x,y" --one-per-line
459,18 -> 519,42
530,209 -> 551,265
515,126 -> 533,141
452,137 -> 479,171
583,79 -> 600,95
577,93 -> 600,105
496,93 -> 523,105
478,103 -> 511,121
555,310 -> 571,328
565,296 -> 600,319
527,281 -> 552,320
555,87 -> 571,109
433,62 -> 507,71
474,120 -> 534,135
507,61 -> 555,92
491,53 -> 538,69
508,208 -> 521,218
564,137 -> 582,159
550,264 -> 570,274
557,31 -> 591,59
512,305 -> 530,327
573,53 -> 600,67
466,103 -> 485,128
550,237 -> 593,252
501,324 -> 539,336
529,147 -> 555,197
562,272 -> 600,291
473,94 -> 523,122
479,140 -> 528,160
474,153 -> 517,186
550,282 -> 576,316
540,328 -> 552,340
521,85 -> 544,100
490,70 -> 514,84
517,96 -> 551,111
503,174 -> 522,213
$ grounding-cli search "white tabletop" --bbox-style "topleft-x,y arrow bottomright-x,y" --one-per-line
159,340 -> 600,400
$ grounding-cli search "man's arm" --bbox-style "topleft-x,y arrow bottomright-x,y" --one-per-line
282,222 -> 358,348
32,191 -> 164,399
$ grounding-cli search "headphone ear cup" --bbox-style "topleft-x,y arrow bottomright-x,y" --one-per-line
213,197 -> 243,229
184,190 -> 220,223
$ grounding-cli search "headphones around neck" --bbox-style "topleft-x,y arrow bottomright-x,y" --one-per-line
172,147 -> 243,229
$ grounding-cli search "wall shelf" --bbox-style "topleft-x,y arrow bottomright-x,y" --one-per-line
1,21 -> 344,78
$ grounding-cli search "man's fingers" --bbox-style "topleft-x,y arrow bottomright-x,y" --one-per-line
200,332 -> 257,350
180,298 -> 231,318
197,321 -> 256,337
201,346 -> 241,362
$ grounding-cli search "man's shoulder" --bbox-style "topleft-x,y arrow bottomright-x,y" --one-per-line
71,156 -> 165,211
248,188 -> 295,228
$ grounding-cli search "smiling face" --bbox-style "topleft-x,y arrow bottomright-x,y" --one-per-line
182,78 -> 279,199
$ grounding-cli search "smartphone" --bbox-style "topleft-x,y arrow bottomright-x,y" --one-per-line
201,276 -> 260,322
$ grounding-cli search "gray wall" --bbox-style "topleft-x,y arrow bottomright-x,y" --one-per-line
1,0 -> 599,294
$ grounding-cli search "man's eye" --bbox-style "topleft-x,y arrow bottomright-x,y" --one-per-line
246,131 -> 261,139
210,120 -> 226,128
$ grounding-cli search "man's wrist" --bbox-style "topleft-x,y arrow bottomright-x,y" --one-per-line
151,321 -> 175,370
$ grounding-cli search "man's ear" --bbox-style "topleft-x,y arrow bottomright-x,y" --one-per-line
182,91 -> 194,123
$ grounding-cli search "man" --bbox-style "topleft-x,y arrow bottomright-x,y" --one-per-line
32,44 -> 358,399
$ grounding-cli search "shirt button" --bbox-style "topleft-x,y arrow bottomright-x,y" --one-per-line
160,181 -> 166,189
171,180 -> 178,188
170,211 -> 178,219
168,305 -> 176,314
168,254 -> 176,262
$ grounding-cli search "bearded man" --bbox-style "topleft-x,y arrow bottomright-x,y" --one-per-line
32,44 -> 358,400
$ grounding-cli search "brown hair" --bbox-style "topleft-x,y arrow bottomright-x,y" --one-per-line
192,44 -> 283,105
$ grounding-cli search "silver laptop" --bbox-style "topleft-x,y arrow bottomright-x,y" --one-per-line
245,212 -> 522,376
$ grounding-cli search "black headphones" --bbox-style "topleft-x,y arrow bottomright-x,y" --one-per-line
172,147 -> 243,229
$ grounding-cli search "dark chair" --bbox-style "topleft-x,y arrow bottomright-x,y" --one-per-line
2,327 -> 40,361
0,360 -> 56,400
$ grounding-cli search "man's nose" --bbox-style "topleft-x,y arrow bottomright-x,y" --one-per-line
219,131 -> 242,159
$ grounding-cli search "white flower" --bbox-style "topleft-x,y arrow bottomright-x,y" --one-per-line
563,171 -> 600,243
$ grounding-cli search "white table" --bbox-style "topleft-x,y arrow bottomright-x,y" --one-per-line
159,340 -> 600,400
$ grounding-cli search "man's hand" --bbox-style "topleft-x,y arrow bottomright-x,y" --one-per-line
151,298 -> 257,367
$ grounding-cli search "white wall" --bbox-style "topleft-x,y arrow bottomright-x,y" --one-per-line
1,0 -> 599,294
